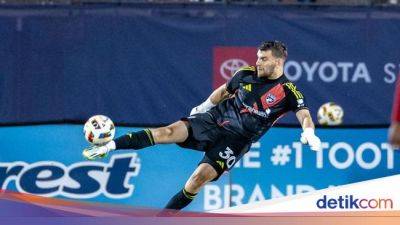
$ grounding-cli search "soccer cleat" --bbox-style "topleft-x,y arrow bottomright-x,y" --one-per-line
82,145 -> 110,160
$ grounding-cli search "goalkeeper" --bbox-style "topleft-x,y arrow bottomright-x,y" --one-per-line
83,41 -> 322,211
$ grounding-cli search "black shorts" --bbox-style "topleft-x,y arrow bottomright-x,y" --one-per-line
177,112 -> 251,181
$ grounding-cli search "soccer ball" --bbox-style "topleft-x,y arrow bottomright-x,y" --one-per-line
83,115 -> 115,145
317,102 -> 344,126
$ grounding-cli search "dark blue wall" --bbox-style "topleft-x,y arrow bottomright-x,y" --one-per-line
0,5 -> 399,126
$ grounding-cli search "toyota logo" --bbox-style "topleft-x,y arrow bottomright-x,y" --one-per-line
219,59 -> 249,80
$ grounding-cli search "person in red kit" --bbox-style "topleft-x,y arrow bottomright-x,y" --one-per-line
389,77 -> 400,148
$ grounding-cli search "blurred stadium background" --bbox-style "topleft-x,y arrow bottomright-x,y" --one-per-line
0,0 -> 398,5
0,0 -> 399,212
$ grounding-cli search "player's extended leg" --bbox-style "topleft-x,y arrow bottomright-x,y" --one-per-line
83,121 -> 189,160
164,163 -> 218,210
150,121 -> 189,144
112,120 -> 189,149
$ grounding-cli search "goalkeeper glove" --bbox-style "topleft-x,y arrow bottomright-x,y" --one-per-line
300,128 -> 322,151
190,98 -> 216,116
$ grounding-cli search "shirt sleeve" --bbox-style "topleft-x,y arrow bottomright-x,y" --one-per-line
283,82 -> 308,112
391,77 -> 400,122
226,66 -> 255,94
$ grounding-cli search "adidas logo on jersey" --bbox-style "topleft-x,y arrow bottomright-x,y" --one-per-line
243,84 -> 252,92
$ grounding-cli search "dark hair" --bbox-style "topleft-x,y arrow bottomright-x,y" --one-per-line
258,41 -> 288,60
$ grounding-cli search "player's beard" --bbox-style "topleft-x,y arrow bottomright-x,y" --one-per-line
258,64 -> 276,78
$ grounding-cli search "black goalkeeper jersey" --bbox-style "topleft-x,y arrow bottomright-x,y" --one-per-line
208,66 -> 308,142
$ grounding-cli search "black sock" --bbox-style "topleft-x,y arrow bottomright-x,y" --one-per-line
164,188 -> 197,210
114,129 -> 155,150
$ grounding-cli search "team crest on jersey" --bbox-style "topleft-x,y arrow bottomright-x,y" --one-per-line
266,93 -> 276,104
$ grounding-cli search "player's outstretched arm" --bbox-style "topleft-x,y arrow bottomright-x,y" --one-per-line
296,109 -> 322,151
190,84 -> 231,115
